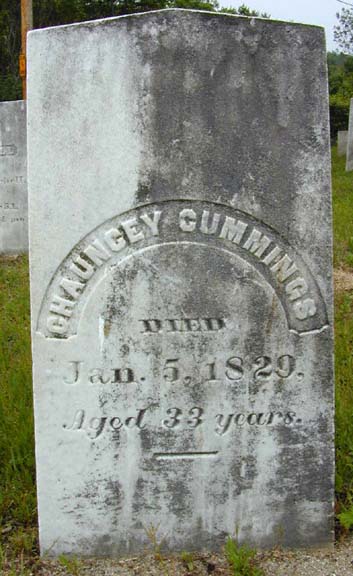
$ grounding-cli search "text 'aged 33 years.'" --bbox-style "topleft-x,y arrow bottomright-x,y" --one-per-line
63,406 -> 302,439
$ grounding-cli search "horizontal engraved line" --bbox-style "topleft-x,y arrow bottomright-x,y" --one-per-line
153,451 -> 219,460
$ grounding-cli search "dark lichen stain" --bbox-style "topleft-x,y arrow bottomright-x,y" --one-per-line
105,479 -> 123,511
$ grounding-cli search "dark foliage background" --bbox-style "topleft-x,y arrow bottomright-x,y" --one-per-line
328,52 -> 353,140
0,0 -> 268,102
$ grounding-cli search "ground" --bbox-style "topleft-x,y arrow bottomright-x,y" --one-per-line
5,535 -> 353,575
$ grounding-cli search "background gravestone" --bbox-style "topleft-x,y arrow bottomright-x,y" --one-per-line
0,100 -> 28,254
337,130 -> 348,157
346,98 -> 353,171
28,10 -> 334,556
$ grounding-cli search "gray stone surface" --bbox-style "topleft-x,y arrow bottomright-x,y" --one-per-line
0,100 -> 28,254
27,10 -> 334,557
346,99 -> 353,171
337,130 -> 348,156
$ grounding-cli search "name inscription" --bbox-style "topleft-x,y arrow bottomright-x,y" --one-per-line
38,200 -> 328,337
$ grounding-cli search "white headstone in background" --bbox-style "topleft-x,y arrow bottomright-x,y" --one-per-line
28,10 -> 334,557
346,99 -> 353,171
0,100 -> 28,254
337,130 -> 348,157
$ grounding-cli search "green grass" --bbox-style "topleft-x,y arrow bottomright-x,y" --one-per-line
0,148 -> 353,571
225,537 -> 263,576
58,554 -> 83,575
335,289 -> 353,524
0,256 -> 37,570
332,145 -> 353,528
332,146 -> 353,268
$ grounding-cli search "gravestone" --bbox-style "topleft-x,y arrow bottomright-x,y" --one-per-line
346,99 -> 353,171
0,100 -> 28,254
27,10 -> 334,556
337,130 -> 348,156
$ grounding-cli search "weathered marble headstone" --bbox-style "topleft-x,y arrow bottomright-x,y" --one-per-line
346,99 -> 353,171
337,130 -> 348,156
28,10 -> 334,556
0,100 -> 28,254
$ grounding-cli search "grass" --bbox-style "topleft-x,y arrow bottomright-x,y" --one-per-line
332,146 -> 353,268
225,537 -> 263,576
0,256 -> 37,572
332,146 -> 353,528
58,554 -> 83,575
0,147 -> 353,572
335,288 -> 353,528
180,551 -> 195,571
